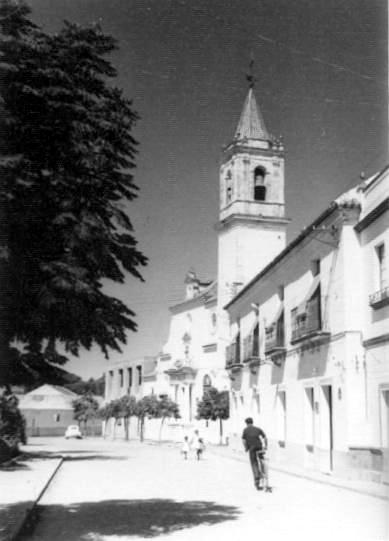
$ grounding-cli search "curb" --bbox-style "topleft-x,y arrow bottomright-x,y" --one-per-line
10,457 -> 63,541
207,446 -> 389,502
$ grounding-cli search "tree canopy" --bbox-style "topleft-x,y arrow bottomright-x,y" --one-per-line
0,391 -> 26,452
196,386 -> 229,444
66,376 -> 105,397
72,393 -> 99,429
0,1 -> 147,385
196,387 -> 229,422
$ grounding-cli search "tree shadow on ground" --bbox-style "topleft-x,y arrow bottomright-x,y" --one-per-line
19,499 -> 241,540
62,454 -> 129,462
19,450 -> 127,461
0,460 -> 30,471
1,501 -> 33,540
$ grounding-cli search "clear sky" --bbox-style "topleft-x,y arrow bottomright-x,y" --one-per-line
28,0 -> 387,379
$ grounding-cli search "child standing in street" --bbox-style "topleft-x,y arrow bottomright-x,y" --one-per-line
191,430 -> 205,460
181,436 -> 190,460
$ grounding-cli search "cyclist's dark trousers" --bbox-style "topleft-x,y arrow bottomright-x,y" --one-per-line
248,447 -> 261,486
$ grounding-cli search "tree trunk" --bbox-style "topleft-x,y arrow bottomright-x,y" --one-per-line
124,416 -> 129,441
140,418 -> 144,442
219,417 -> 223,445
112,418 -> 117,440
159,417 -> 165,442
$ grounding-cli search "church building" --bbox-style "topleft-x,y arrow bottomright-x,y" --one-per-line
104,79 -> 286,441
104,76 -> 388,483
140,80 -> 290,438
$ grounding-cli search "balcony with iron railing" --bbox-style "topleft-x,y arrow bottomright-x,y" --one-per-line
242,334 -> 260,363
290,296 -> 330,344
265,319 -> 286,355
225,341 -> 242,369
369,286 -> 389,309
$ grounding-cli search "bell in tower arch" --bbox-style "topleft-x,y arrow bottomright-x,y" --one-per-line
254,166 -> 266,201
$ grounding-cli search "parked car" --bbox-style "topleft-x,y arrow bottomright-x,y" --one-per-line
65,425 -> 82,439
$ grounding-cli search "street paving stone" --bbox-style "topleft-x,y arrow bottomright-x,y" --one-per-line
14,438 -> 388,541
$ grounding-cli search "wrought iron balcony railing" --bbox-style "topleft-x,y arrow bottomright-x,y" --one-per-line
369,287 -> 389,309
265,324 -> 286,354
291,313 -> 329,344
242,335 -> 260,363
225,342 -> 241,368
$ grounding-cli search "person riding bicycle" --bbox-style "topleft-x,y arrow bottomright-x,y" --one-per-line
242,417 -> 271,492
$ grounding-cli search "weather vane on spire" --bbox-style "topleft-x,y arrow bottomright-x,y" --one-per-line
246,56 -> 256,88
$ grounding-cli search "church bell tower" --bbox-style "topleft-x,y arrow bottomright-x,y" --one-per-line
217,76 -> 290,310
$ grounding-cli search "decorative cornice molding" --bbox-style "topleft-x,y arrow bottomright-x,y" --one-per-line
363,333 -> 389,348
202,343 -> 217,353
355,197 -> 389,233
215,214 -> 290,232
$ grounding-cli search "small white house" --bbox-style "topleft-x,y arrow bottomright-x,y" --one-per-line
19,384 -> 79,437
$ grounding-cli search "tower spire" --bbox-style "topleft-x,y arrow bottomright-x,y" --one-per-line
234,61 -> 269,141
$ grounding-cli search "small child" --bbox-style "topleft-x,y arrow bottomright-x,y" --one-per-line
181,436 -> 190,460
191,430 -> 205,460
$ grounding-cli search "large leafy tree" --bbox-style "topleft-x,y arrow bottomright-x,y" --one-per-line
196,387 -> 229,445
0,1 -> 147,385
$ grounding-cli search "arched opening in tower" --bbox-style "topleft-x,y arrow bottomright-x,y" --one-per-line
254,166 -> 266,201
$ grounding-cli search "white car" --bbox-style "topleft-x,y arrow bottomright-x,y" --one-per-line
65,425 -> 82,439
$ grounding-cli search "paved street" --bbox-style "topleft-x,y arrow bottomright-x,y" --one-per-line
19,438 -> 388,541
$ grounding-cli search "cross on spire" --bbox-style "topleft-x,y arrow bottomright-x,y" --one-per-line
246,57 -> 256,88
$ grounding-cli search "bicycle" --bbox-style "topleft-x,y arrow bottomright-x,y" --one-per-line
256,449 -> 272,492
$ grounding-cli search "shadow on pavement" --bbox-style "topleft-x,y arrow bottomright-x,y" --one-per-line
1,501 -> 33,540
19,499 -> 241,539
19,450 -> 127,460
62,454 -> 129,462
0,461 -> 30,471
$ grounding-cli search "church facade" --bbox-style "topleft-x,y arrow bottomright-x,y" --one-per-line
141,83 -> 289,436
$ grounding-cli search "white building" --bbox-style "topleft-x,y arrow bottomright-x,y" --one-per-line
20,384 -> 78,437
151,273 -> 222,426
19,384 -> 102,437
104,356 -> 156,403
224,167 -> 389,483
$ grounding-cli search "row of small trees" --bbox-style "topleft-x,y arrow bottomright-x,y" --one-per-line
72,393 -> 180,442
71,386 -> 229,444
99,394 -> 180,441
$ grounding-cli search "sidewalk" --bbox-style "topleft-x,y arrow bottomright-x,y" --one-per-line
207,444 -> 389,501
0,455 -> 62,541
